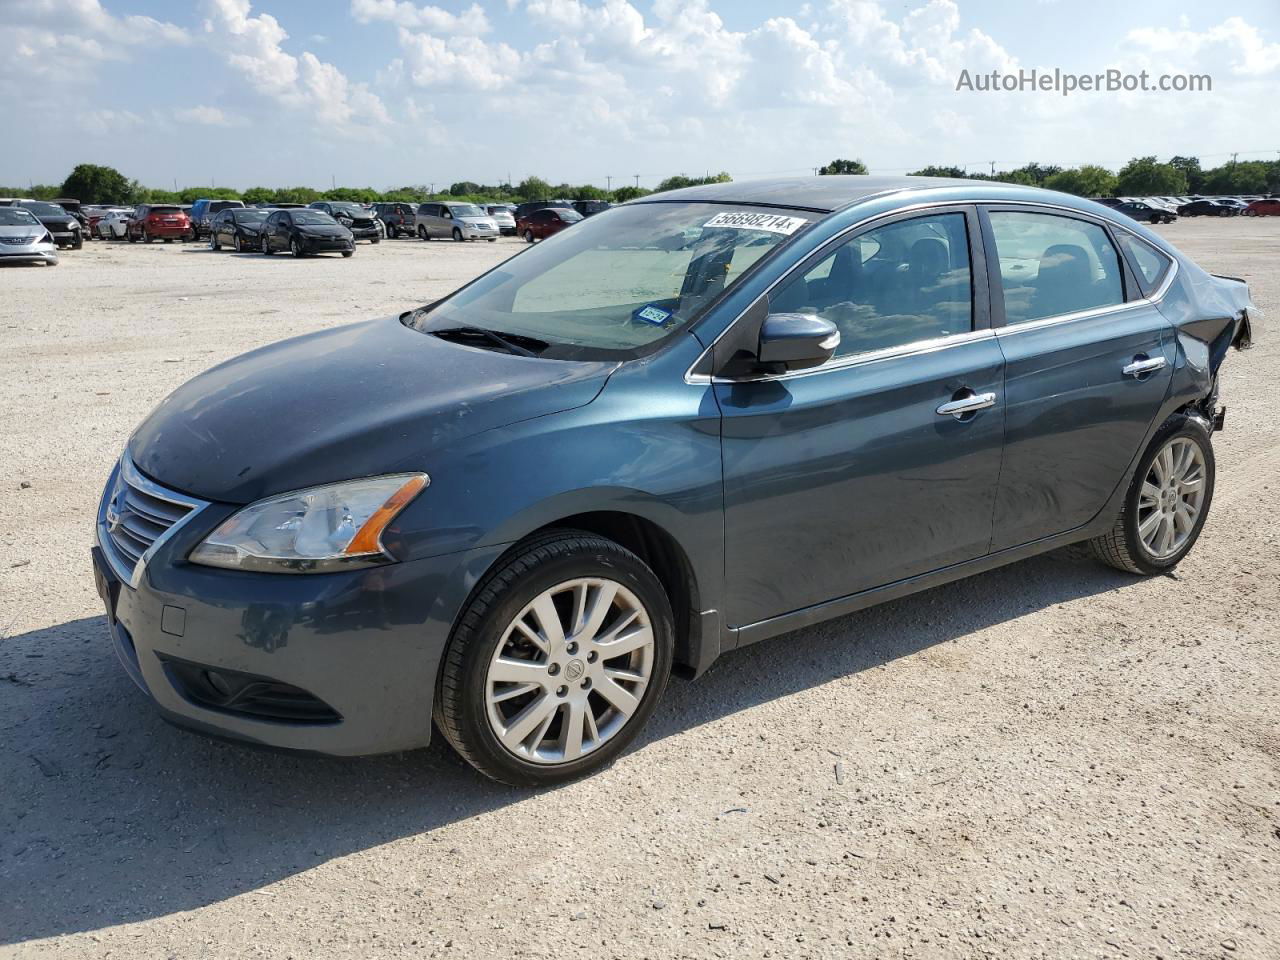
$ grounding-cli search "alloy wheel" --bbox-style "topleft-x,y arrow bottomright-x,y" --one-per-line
1138,437 -> 1207,559
484,577 -> 655,765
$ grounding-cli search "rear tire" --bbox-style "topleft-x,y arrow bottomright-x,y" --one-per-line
1090,414 -> 1215,575
418,225 -> 429,240
210,233 -> 221,251
435,530 -> 674,787
524,229 -> 535,243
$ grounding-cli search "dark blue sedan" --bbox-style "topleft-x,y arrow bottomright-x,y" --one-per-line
94,176 -> 1254,785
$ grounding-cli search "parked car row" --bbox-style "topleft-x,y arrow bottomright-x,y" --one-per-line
1095,193 -> 1280,222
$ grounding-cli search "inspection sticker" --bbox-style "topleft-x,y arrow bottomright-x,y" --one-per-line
702,212 -> 808,235
635,304 -> 674,325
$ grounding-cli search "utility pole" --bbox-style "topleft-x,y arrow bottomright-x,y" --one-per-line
1230,152 -> 1239,167
813,167 -> 819,176
606,175 -> 612,191
331,174 -> 336,190
634,174 -> 640,188
989,160 -> 996,176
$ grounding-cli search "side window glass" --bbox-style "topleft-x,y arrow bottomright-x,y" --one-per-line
1116,232 -> 1172,292
770,212 -> 973,359
988,212 -> 1124,324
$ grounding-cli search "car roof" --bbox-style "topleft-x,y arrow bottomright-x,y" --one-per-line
633,175 -> 993,213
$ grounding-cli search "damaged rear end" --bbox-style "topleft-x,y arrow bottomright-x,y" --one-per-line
1154,256 -> 1256,432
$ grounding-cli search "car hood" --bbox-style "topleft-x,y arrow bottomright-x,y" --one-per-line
0,225 -> 45,241
459,217 -> 497,226
296,223 -> 349,236
35,215 -> 77,229
128,315 -> 616,504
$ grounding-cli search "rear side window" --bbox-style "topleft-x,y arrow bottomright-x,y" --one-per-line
1116,232 -> 1173,293
988,212 -> 1123,324
770,212 -> 973,359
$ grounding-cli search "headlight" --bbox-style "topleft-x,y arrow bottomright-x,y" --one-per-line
189,474 -> 428,573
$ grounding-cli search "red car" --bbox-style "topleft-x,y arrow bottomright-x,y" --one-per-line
517,206 -> 583,242
1243,198 -> 1280,216
127,204 -> 192,243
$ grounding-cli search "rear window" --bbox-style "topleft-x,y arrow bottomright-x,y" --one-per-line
148,206 -> 181,214
1116,232 -> 1173,292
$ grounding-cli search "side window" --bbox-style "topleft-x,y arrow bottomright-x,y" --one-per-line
988,211 -> 1124,324
770,212 -> 973,359
1116,232 -> 1173,292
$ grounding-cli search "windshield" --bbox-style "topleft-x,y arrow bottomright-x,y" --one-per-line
293,212 -> 337,226
328,203 -> 366,217
556,209 -> 584,222
233,210 -> 268,223
407,202 -> 811,359
0,208 -> 39,226
20,202 -> 66,217
448,204 -> 485,218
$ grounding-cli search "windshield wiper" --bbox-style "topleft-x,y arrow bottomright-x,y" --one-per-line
432,325 -> 543,358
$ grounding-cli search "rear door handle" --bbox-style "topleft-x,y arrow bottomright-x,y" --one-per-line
1123,356 -> 1167,377
936,392 -> 997,418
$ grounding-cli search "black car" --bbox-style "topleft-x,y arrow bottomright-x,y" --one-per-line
17,201 -> 82,249
572,199 -> 612,218
1113,201 -> 1177,224
255,202 -> 306,209
308,202 -> 381,242
513,199 -> 574,221
1178,199 -> 1237,217
372,202 -> 417,238
209,208 -> 272,252
261,209 -> 354,257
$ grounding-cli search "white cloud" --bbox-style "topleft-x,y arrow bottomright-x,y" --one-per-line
1126,16 -> 1280,77
201,0 -> 390,129
1,0 -> 190,45
78,108 -> 144,135
174,105 -> 241,126
396,28 -> 522,90
350,0 -> 490,34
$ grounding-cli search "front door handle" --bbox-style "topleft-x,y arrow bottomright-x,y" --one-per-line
1123,356 -> 1167,377
936,392 -> 997,418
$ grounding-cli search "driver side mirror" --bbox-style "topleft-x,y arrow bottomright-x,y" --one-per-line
757,313 -> 840,372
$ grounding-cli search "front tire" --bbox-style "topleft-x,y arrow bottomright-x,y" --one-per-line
524,229 -> 535,243
1090,414 -> 1215,575
291,238 -> 304,258
452,227 -> 464,242
435,531 -> 674,787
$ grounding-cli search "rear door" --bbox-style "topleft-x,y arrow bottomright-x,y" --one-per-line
717,206 -> 1006,628
981,205 -> 1175,551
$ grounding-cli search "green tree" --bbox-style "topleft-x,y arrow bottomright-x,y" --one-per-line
1115,156 -> 1188,196
449,181 -> 481,196
817,158 -> 868,175
612,185 -> 650,202
323,186 -> 380,202
1168,156 -> 1204,194
516,176 -> 554,200
59,163 -> 136,204
1042,165 -> 1119,197
570,184 -> 609,200
907,165 -> 968,178
1201,161 -> 1269,195
178,185 -> 242,204
240,186 -> 277,205
653,172 -> 731,193
1006,163 -> 1062,185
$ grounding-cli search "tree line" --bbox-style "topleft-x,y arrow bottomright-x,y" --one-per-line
5,158 -> 1274,209
2,165 -> 734,208
822,156 -> 1279,197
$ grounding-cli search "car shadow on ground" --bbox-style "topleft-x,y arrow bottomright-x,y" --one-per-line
0,545 -> 1139,944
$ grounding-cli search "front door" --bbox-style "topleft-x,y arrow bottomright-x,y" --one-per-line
717,208 -> 1006,629
981,207 -> 1175,551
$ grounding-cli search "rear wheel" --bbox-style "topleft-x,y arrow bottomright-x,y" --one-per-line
1090,415 -> 1215,575
524,229 -> 535,243
142,228 -> 152,244
418,225 -> 429,240
210,232 -> 221,251
435,531 -> 674,787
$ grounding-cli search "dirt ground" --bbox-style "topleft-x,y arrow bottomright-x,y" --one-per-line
1,221 -> 1276,959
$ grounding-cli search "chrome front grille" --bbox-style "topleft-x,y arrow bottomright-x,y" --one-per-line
98,456 -> 206,584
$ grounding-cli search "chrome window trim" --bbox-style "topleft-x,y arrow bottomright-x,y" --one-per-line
97,453 -> 209,589
685,196 -> 1181,385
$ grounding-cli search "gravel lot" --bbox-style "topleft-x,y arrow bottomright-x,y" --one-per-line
1,221 -> 1277,959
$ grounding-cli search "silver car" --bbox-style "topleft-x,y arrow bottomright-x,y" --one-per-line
414,201 -> 500,241
0,206 -> 58,265
484,204 -> 517,236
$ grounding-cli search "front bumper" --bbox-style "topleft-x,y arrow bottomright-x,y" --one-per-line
461,225 -> 497,239
92,463 -> 501,755
345,224 -> 380,240
0,241 -> 58,264
300,235 -> 355,252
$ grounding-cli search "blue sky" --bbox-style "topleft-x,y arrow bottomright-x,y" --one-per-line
3,1 -> 1277,191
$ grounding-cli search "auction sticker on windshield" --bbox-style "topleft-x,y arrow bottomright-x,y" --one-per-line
702,212 -> 808,235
